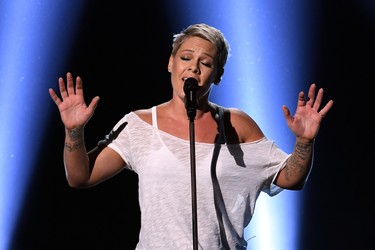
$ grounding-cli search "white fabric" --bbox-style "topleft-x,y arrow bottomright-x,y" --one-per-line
107,107 -> 290,250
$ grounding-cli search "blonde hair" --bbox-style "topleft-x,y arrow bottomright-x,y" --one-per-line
171,23 -> 230,84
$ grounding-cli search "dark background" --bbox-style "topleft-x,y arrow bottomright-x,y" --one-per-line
10,1 -> 374,249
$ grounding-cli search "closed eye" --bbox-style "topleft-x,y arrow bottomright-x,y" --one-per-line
180,56 -> 213,69
201,62 -> 213,68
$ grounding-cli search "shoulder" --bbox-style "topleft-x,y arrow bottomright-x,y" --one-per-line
222,107 -> 264,143
133,108 -> 153,125
133,102 -> 174,126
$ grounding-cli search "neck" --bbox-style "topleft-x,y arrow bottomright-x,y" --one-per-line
161,99 -> 214,120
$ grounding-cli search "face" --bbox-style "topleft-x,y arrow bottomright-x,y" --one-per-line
168,36 -> 218,105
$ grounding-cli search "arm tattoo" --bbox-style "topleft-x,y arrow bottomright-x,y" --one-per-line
284,142 -> 312,180
65,127 -> 84,152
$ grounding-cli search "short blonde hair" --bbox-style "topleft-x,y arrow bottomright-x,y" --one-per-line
171,23 -> 230,84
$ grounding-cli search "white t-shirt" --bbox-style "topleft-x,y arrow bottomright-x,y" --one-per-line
107,106 -> 289,250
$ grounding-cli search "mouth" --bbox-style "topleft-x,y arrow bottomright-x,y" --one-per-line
183,77 -> 197,81
182,77 -> 199,86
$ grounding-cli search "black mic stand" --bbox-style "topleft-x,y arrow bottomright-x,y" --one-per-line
184,78 -> 199,250
186,101 -> 198,250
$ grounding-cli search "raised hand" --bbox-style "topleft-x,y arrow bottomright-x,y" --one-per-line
282,83 -> 334,142
49,72 -> 100,130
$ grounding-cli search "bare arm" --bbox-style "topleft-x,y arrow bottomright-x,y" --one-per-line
275,139 -> 314,190
274,83 -> 334,189
49,72 -> 124,188
63,126 -> 91,187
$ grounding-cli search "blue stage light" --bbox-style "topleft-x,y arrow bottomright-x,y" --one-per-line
0,1 -> 85,249
163,1 -> 317,249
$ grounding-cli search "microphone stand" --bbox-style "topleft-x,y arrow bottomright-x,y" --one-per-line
187,104 -> 198,250
184,78 -> 199,250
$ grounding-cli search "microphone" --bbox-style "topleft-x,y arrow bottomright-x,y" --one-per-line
184,78 -> 198,119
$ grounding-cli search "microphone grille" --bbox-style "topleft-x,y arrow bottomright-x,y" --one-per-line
184,78 -> 198,92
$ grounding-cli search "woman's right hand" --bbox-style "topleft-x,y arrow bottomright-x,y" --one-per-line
49,72 -> 100,129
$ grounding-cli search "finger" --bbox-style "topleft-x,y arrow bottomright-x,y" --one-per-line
88,96 -> 100,112
313,87 -> 324,111
75,76 -> 84,96
318,99 -> 334,118
48,88 -> 62,106
306,83 -> 316,107
58,76 -> 68,99
297,91 -> 306,107
281,105 -> 292,122
66,72 -> 75,96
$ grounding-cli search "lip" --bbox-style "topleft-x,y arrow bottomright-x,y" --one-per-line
182,77 -> 198,82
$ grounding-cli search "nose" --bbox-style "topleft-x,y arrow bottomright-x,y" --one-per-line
188,62 -> 200,74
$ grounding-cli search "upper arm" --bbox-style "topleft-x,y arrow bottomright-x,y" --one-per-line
229,108 -> 264,143
86,146 -> 127,187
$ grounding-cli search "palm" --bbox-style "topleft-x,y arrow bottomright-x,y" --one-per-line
58,94 -> 94,128
288,105 -> 322,140
49,73 -> 99,129
282,84 -> 334,142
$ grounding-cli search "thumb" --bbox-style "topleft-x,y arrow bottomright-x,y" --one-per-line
88,96 -> 100,111
281,105 -> 292,121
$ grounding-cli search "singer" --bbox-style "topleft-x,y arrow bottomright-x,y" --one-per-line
49,23 -> 334,249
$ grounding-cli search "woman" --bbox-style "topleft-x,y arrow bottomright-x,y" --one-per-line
49,23 -> 334,249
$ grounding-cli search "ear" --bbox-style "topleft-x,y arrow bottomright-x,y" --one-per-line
168,55 -> 173,72
214,68 -> 224,85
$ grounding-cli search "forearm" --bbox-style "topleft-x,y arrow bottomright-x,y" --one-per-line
63,127 -> 91,188
281,139 -> 314,189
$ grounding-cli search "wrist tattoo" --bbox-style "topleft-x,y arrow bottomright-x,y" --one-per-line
64,141 -> 83,152
67,127 -> 83,141
294,142 -> 312,161
65,127 -> 84,152
285,142 -> 312,178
